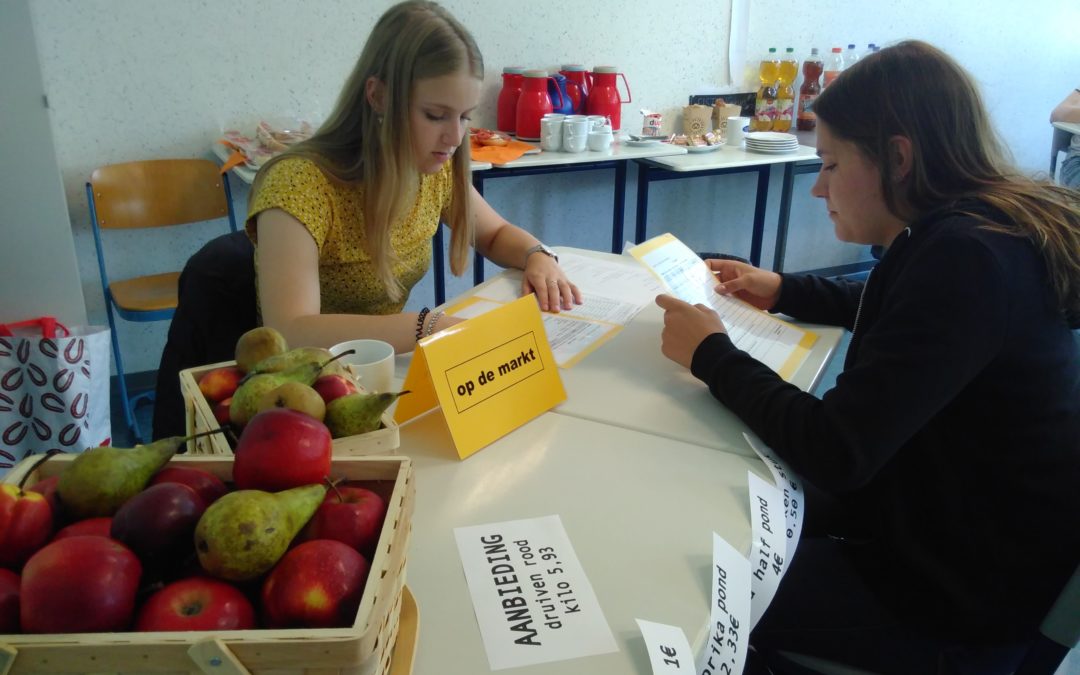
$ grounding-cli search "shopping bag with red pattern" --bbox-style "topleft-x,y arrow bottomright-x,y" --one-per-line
0,317 -> 111,477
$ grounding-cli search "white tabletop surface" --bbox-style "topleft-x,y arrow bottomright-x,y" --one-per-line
641,143 -> 820,172
1052,120 -> 1080,135
487,141 -> 687,169
399,408 -> 768,675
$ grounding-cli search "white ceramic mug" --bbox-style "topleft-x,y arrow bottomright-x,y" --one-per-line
540,117 -> 563,151
562,115 -> 590,153
587,115 -> 609,130
328,339 -> 395,393
725,116 -> 750,147
587,128 -> 613,152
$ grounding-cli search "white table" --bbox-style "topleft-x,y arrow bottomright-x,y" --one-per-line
399,408 -> 769,675
1051,120 -> 1079,177
388,253 -> 842,673
635,145 -> 824,273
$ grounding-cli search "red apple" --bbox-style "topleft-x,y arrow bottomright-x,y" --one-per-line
0,484 -> 53,570
0,568 -> 18,633
213,397 -> 233,426
27,475 -> 63,522
52,516 -> 113,541
312,374 -> 358,405
134,577 -> 256,632
149,466 -> 228,506
21,535 -> 142,633
199,366 -> 244,404
110,483 -> 206,568
261,540 -> 369,628
301,486 -> 387,556
233,409 -> 332,492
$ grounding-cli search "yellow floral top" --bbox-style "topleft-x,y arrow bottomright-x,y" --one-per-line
246,157 -> 453,315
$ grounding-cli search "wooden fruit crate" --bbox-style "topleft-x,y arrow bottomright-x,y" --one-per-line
0,454 -> 415,675
179,360 -> 400,457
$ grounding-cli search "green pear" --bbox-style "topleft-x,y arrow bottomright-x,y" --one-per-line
57,434 -> 203,519
251,346 -> 350,378
324,390 -> 410,438
234,326 -> 288,373
194,483 -> 326,581
229,360 -> 327,428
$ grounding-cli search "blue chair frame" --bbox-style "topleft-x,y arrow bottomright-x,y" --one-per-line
87,160 -> 237,443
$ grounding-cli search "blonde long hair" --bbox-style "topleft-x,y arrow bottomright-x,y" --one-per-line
814,40 -> 1080,326
252,1 -> 481,302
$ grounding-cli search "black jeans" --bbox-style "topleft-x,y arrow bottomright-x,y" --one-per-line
152,231 -> 257,440
747,487 -> 1030,675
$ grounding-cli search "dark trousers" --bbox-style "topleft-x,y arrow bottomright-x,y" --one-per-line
747,487 -> 1030,675
152,231 -> 257,440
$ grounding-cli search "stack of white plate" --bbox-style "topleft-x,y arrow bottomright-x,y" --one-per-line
745,132 -> 799,154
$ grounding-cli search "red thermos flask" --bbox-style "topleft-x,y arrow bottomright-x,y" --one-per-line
496,67 -> 524,134
585,66 -> 632,131
559,64 -> 589,114
515,70 -> 564,141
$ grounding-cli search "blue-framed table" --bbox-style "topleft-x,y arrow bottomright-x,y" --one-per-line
633,144 -> 821,272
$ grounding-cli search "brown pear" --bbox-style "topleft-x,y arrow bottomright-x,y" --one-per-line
235,326 -> 288,373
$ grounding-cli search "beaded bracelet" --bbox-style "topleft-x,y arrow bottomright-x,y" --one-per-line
415,307 -> 431,341
425,310 -> 445,337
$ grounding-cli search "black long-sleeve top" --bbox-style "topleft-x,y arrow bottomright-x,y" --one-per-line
691,203 -> 1080,640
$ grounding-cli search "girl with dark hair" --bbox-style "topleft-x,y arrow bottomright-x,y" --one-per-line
657,40 -> 1079,672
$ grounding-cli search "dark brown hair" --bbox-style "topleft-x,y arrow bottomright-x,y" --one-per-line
814,40 -> 1080,325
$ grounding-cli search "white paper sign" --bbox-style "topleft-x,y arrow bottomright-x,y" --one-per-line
747,472 -> 787,630
745,431 -> 806,561
454,515 -> 617,670
637,619 -> 696,674
697,533 -> 751,675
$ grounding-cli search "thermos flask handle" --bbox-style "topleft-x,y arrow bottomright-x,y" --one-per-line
618,73 -> 633,103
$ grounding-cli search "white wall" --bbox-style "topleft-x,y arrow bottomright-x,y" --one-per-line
25,0 -> 1080,373
0,0 -> 86,328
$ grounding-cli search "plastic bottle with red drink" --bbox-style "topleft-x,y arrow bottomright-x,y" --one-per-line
796,48 -> 823,131
752,48 -> 780,132
773,47 -> 798,132
823,47 -> 844,88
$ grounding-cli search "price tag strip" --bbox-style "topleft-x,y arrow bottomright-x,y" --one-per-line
747,472 -> 787,630
637,619 -> 696,674
454,515 -> 617,670
745,431 -> 805,561
697,533 -> 751,675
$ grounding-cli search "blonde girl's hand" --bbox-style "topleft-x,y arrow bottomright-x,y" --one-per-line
522,254 -> 583,312
706,258 -> 782,311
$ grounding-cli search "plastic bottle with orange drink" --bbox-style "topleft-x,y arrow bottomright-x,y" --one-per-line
823,47 -> 845,87
752,48 -> 780,132
773,47 -> 798,132
797,48 -> 823,131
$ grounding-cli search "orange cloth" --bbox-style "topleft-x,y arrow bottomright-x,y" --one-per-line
469,137 -> 537,164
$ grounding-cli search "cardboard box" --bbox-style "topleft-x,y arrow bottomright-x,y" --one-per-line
180,361 -> 400,456
0,453 -> 414,675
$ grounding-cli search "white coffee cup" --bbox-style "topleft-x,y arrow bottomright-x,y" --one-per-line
540,117 -> 563,151
587,115 -> 609,130
328,339 -> 395,393
562,115 -> 590,153
725,116 -> 750,147
587,128 -> 613,152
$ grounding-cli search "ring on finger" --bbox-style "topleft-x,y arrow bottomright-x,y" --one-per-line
548,279 -> 559,285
